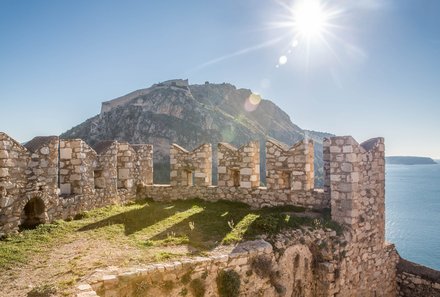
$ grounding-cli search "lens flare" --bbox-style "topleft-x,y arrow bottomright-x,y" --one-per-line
279,55 -> 288,65
244,93 -> 262,112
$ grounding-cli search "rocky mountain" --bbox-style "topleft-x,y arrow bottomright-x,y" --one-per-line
61,79 -> 332,186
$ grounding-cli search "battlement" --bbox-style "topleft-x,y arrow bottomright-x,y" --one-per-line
0,133 -> 153,235
217,141 -> 260,188
266,138 -> 314,191
3,131 -> 432,296
0,132 -> 384,243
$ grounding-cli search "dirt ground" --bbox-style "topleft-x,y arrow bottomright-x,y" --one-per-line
0,236 -> 196,296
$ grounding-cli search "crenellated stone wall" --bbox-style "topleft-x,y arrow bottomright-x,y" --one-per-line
324,136 -> 399,296
117,142 -> 136,190
2,131 -> 439,297
93,141 -> 118,197
132,144 -> 154,186
266,139 -> 314,191
59,139 -> 97,196
170,143 -> 212,187
0,132 -> 32,231
0,133 -> 153,237
217,141 -> 260,188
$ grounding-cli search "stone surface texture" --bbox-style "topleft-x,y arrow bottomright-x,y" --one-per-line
170,143 -> 212,187
397,257 -> 440,297
1,131 -> 438,297
217,141 -> 260,188
266,138 -> 314,191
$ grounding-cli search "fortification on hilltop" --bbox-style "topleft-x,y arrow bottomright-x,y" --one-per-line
0,131 -> 438,297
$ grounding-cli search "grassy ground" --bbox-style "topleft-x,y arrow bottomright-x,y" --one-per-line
0,198 -> 340,296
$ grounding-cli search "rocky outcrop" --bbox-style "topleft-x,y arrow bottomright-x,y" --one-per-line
61,80 -> 332,185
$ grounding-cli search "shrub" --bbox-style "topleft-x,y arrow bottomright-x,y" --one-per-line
27,283 -> 57,297
216,270 -> 240,297
190,278 -> 205,297
252,214 -> 282,234
250,255 -> 273,278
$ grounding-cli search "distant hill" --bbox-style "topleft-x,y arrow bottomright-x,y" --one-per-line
61,79 -> 333,186
386,156 -> 437,165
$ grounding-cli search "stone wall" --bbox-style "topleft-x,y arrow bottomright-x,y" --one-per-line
397,257 -> 440,297
0,132 -> 32,232
24,136 -> 59,196
117,142 -> 136,190
59,139 -> 97,196
77,228 -> 345,297
0,133 -> 154,236
217,141 -> 260,188
266,139 -> 314,191
141,185 -> 325,209
324,136 -> 399,296
132,144 -> 154,186
170,143 -> 212,187
3,131 -> 440,297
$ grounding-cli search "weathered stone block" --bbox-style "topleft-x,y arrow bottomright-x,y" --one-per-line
0,168 -> 9,177
240,168 -> 252,175
60,148 -> 72,159
118,169 -> 130,179
60,183 -> 71,195
0,150 -> 9,159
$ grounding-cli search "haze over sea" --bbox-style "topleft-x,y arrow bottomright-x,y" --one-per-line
386,162 -> 440,270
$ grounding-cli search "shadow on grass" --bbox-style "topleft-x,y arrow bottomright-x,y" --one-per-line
77,198 -> 340,251
77,199 -> 252,250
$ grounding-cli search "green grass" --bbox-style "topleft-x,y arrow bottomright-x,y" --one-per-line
0,198 -> 342,271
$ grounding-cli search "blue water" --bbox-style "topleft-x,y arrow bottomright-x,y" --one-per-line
386,164 -> 440,270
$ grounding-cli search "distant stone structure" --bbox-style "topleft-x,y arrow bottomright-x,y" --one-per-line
1,131 -> 438,297
100,79 -> 190,113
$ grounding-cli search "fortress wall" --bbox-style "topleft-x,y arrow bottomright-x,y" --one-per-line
170,143 -> 212,187
325,136 -> 399,296
141,185 -> 325,209
132,144 -> 154,186
117,142 -> 136,190
93,141 -> 118,196
77,228 -> 343,297
217,141 -> 260,188
397,257 -> 440,296
24,136 -> 59,196
0,133 -> 30,234
266,139 -> 314,191
59,139 -> 97,196
0,134 -> 154,235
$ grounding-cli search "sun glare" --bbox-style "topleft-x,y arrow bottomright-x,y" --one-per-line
293,0 -> 329,40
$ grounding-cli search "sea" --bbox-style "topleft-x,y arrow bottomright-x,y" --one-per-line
385,163 -> 440,270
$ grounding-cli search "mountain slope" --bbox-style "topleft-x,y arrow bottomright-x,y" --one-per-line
61,79 -> 332,186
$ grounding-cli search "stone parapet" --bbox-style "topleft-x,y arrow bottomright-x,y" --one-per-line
397,257 -> 440,297
170,143 -> 212,187
217,141 -> 260,188
266,139 -> 314,191
141,185 -> 326,209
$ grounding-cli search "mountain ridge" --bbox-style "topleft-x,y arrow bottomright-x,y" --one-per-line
61,79 -> 332,185
386,156 -> 437,165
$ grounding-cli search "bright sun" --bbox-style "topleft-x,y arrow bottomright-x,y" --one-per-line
292,0 -> 329,40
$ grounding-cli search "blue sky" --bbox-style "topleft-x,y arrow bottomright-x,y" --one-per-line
1,0 -> 439,157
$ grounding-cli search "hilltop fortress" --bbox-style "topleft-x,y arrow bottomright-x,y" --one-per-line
0,132 -> 439,296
